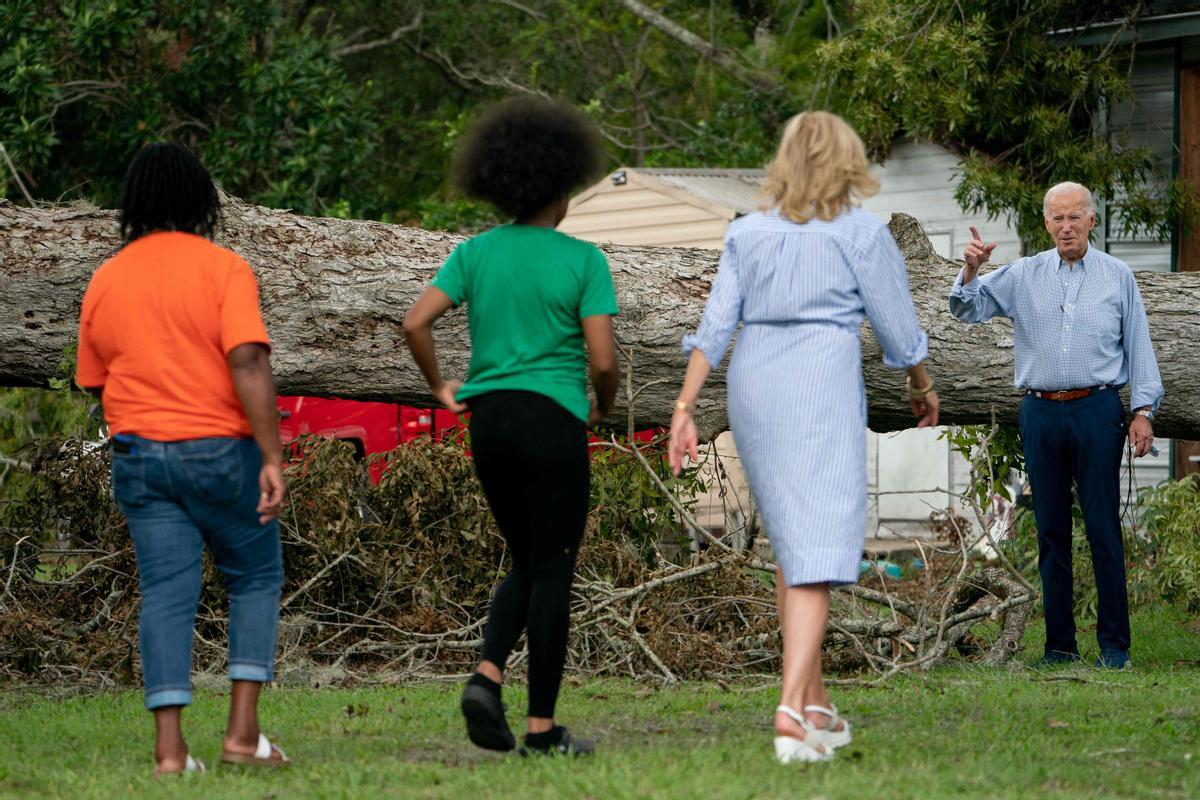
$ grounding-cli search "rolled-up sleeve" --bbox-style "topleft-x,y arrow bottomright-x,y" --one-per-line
1122,272 -> 1164,413
681,237 -> 743,369
852,227 -> 929,369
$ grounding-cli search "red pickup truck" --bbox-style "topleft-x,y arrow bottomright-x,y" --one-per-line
277,396 -> 659,485
276,396 -> 464,483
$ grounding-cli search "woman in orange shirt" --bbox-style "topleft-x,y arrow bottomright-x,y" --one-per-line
77,143 -> 290,775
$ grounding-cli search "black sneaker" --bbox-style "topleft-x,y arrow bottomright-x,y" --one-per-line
519,726 -> 594,757
1030,650 -> 1082,669
460,683 -> 516,752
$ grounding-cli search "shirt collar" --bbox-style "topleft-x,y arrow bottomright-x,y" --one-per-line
1055,246 -> 1089,272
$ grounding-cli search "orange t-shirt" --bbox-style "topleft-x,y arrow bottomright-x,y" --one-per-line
76,232 -> 271,441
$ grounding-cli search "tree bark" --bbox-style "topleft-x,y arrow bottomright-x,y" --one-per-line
3,197 -> 1199,439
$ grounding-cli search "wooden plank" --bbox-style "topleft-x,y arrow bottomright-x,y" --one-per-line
1174,66 -> 1200,478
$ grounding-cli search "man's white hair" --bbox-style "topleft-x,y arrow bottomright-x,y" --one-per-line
1043,182 -> 1096,218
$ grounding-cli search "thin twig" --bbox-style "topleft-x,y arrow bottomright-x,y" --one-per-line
280,549 -> 360,609
0,142 -> 36,206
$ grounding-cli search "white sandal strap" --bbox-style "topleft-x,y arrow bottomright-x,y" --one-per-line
775,705 -> 822,737
254,733 -> 289,762
775,705 -> 807,727
803,704 -> 839,720
254,733 -> 273,760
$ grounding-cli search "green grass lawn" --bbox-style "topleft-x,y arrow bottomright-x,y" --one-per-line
2,605 -> 1198,800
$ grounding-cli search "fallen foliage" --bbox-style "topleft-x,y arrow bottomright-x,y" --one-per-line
0,431 -> 1032,689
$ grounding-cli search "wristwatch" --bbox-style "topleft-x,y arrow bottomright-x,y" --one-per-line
1135,408 -> 1154,420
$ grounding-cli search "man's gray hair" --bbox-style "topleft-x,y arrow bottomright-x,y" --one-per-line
1043,182 -> 1097,218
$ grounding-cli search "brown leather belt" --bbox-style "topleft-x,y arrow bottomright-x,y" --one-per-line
1026,386 -> 1109,402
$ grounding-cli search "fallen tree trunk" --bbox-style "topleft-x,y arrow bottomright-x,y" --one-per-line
3,197 -> 1199,438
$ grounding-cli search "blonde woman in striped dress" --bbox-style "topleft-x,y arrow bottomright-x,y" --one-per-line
668,111 -> 940,763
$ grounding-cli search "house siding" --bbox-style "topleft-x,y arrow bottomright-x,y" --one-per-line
861,141 -> 1024,266
1106,44 -> 1176,490
1106,44 -> 1177,274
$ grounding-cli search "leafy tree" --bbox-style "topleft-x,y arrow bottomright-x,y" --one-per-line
816,0 -> 1194,247
0,0 -> 379,216
1,0 -> 843,225
323,0 -> 838,228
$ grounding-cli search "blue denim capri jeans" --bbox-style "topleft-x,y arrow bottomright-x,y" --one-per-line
110,435 -> 283,710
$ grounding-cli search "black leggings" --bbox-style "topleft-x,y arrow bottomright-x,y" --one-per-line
470,391 -> 589,718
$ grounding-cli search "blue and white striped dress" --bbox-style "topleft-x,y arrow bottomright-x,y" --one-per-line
684,207 -> 929,585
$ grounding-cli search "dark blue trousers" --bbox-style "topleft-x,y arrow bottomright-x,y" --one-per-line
1019,388 -> 1130,656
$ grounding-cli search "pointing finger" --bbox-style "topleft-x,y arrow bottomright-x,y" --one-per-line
969,225 -> 982,243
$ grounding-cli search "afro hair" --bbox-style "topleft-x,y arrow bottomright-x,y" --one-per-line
453,95 -> 605,221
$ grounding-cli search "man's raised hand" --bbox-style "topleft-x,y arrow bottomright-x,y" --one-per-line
963,225 -> 997,276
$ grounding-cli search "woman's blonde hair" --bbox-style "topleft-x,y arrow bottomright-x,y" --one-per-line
762,111 -> 879,224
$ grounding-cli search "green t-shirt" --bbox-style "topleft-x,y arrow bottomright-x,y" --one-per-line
431,225 -> 619,422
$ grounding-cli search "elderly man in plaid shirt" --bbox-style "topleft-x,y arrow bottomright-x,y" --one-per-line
948,181 -> 1163,671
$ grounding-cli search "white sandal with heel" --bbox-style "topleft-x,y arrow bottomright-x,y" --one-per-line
773,705 -> 833,763
804,704 -> 852,749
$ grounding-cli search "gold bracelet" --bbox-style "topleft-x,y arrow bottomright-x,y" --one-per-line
905,375 -> 934,401
674,399 -> 694,414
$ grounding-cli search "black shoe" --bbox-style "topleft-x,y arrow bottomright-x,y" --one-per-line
460,683 -> 516,752
1030,650 -> 1082,669
1095,649 -> 1131,670
519,726 -> 594,757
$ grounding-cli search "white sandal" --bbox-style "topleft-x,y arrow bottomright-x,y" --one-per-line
804,704 -> 853,749
154,753 -> 205,778
774,705 -> 832,763
220,733 -> 291,767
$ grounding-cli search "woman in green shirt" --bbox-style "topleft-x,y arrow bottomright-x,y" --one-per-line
404,97 -> 619,756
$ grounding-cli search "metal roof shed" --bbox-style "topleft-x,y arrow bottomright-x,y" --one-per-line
557,168 -> 766,250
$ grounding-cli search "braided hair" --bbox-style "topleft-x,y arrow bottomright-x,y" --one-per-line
119,142 -> 220,242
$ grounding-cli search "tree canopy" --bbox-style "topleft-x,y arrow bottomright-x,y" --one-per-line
818,0 -> 1192,247
0,1 -> 1189,240
1,0 -> 378,215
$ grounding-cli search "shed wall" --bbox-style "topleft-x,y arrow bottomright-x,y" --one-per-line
558,181 -> 729,249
